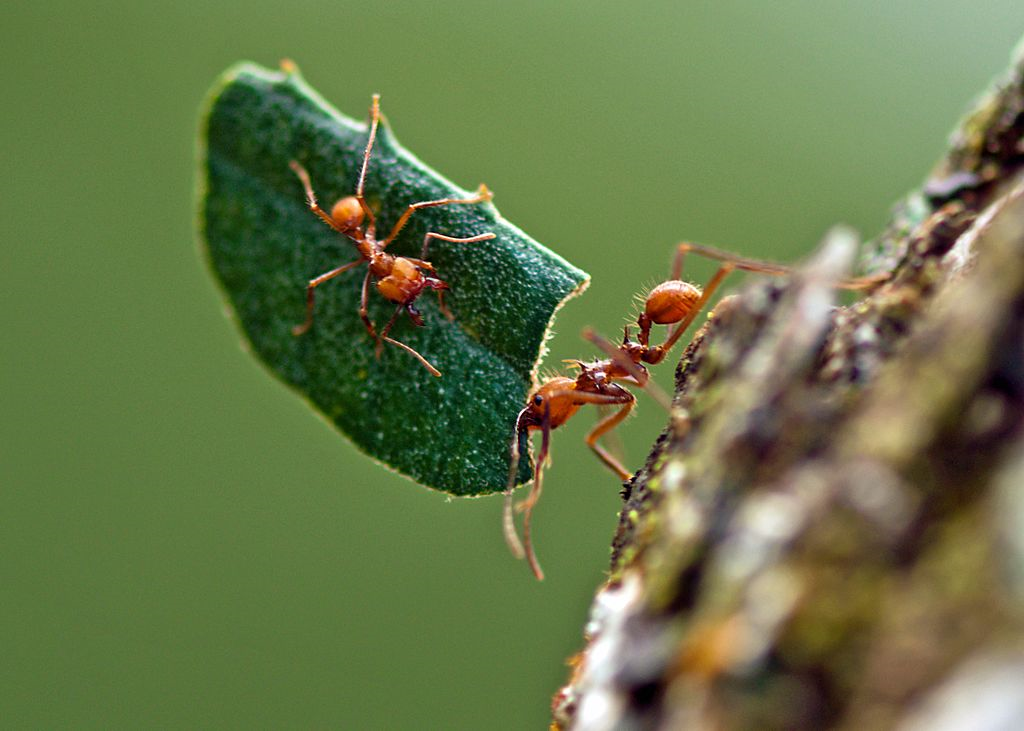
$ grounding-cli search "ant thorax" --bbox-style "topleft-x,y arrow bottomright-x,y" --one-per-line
574,363 -> 603,387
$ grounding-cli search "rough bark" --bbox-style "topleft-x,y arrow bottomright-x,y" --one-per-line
553,38 -> 1024,731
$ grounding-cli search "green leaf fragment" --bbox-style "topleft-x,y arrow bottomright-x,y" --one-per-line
199,63 -> 589,496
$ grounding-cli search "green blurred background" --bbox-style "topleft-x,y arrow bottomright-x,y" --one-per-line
4,2 -> 1021,728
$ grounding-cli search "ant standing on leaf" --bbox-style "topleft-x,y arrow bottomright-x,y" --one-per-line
503,242 -> 887,580
289,93 -> 496,377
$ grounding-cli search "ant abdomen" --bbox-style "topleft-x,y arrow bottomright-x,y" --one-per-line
644,280 -> 702,325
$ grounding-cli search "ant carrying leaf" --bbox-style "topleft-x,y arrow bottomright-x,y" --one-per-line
503,242 -> 887,580
290,93 -> 495,377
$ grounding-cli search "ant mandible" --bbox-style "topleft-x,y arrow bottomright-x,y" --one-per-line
289,94 -> 496,377
503,242 -> 886,579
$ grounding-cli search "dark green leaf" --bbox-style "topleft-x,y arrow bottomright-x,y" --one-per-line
198,63 -> 589,496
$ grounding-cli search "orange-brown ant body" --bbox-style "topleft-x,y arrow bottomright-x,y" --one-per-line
289,94 -> 495,377
504,243 -> 885,579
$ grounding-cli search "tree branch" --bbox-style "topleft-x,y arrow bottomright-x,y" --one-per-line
554,36 -> 1024,731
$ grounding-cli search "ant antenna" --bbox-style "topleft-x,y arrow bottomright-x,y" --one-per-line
503,404 -> 550,580
520,403 -> 552,581
355,95 -> 381,232
503,409 -> 530,560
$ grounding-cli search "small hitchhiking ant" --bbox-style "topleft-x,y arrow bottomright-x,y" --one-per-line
503,242 -> 886,579
289,94 -> 495,377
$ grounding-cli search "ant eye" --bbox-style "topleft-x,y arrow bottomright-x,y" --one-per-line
533,394 -> 543,406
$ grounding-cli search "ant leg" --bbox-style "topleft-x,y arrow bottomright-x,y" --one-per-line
289,161 -> 347,233
533,389 -> 636,481
671,242 -> 690,281
368,297 -> 442,376
358,269 -> 379,343
375,305 -> 406,356
403,257 -> 434,271
595,404 -> 627,473
376,301 -> 424,345
675,241 -> 885,290
416,232 -> 494,320
425,232 -> 496,319
381,189 -> 494,249
418,231 -> 496,260
292,259 -> 363,336
668,235 -> 884,354
652,242 -> 878,366
436,289 -> 453,321
418,274 -> 454,320
585,400 -> 635,481
381,336 -> 442,377
671,241 -> 793,281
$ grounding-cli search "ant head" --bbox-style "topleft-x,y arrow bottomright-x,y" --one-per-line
523,377 -> 579,430
512,394 -> 544,433
331,196 -> 364,232
644,280 -> 702,326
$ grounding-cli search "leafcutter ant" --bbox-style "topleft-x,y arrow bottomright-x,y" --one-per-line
289,94 -> 495,377
503,242 -> 886,579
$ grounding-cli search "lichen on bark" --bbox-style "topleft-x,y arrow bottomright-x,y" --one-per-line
554,36 -> 1024,731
